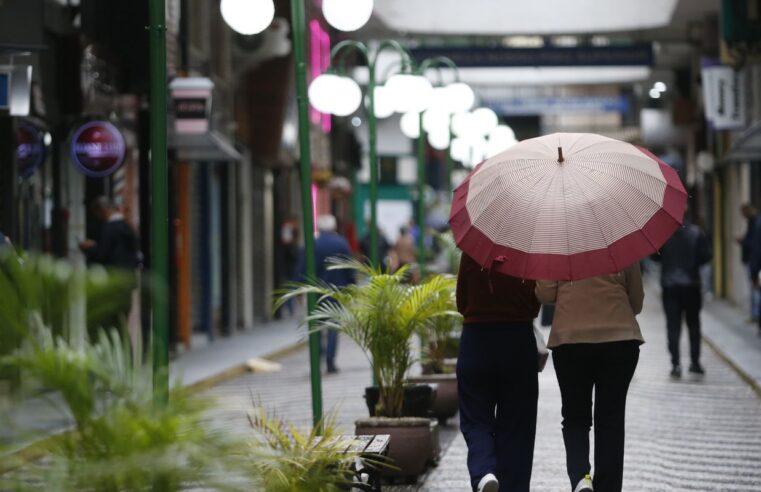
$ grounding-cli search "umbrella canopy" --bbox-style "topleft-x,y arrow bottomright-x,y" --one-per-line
449,133 -> 687,280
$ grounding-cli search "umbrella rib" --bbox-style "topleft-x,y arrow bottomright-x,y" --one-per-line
521,168 -> 558,278
565,170 -> 621,272
571,166 -> 662,255
574,157 -> 686,223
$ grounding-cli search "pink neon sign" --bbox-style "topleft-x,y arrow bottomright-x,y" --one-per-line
309,20 -> 331,133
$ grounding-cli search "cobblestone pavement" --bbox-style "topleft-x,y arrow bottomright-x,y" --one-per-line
203,295 -> 761,491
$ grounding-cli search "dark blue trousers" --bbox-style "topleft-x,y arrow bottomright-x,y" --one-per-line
457,322 -> 538,492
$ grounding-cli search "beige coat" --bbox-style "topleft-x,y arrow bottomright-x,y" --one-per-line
535,263 -> 645,348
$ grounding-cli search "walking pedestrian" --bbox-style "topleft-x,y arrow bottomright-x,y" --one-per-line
0,231 -> 12,251
456,253 -> 540,492
747,211 -> 761,337
79,197 -> 139,334
652,220 -> 712,376
313,214 -> 354,373
536,262 -> 644,492
737,204 -> 758,321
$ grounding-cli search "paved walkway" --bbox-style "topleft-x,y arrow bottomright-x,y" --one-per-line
203,291 -> 761,491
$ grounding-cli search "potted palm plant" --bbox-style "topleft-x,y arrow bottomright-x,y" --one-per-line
275,258 -> 459,481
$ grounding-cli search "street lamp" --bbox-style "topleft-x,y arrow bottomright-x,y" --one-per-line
220,0 -> 276,35
308,40 -> 425,267
322,0 -> 374,32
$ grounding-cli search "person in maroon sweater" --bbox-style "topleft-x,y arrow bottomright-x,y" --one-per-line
456,253 -> 540,492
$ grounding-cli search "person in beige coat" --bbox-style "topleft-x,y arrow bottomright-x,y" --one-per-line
536,262 -> 644,492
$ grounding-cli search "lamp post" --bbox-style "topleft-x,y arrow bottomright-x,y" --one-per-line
399,57 -> 472,276
310,41 -> 430,267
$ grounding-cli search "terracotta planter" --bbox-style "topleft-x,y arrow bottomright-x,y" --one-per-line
408,373 -> 458,425
355,417 -> 434,483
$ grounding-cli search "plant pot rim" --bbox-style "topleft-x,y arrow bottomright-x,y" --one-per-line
408,373 -> 457,381
355,416 -> 432,427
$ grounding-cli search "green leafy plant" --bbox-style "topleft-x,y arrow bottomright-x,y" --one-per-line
275,257 -> 459,418
245,408 -> 387,492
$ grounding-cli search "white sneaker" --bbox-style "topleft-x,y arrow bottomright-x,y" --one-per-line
573,474 -> 593,492
477,473 -> 499,492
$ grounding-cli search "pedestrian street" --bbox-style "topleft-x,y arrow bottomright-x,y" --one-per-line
202,289 -> 761,491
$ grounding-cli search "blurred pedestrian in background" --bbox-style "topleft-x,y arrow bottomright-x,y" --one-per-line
78,197 -> 140,336
313,214 -> 355,373
536,262 -> 644,492
278,217 -> 300,317
359,224 -> 391,270
738,204 -> 759,321
79,196 -> 139,271
456,253 -> 540,492
0,231 -> 12,251
747,208 -> 761,337
652,218 -> 712,376
393,225 -> 416,270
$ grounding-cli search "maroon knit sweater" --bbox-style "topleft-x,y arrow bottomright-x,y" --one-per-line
456,253 -> 540,323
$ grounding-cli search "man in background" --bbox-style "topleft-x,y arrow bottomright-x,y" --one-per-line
653,218 -> 712,377
313,214 -> 354,373
79,196 -> 139,271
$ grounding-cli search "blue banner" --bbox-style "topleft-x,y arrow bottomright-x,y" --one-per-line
0,73 -> 8,109
483,96 -> 630,115
410,45 -> 653,67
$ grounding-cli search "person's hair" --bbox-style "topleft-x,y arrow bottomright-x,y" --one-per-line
742,203 -> 757,217
316,214 -> 337,232
399,226 -> 408,235
91,196 -> 115,212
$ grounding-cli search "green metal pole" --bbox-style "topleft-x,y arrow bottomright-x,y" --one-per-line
290,0 -> 323,428
416,113 -> 426,278
149,0 -> 169,406
367,71 -> 379,268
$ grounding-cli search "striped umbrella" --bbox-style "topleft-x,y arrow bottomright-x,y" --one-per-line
449,133 -> 687,280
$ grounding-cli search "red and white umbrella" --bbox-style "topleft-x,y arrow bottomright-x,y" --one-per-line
449,133 -> 687,280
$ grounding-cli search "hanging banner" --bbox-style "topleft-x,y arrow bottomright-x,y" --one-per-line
701,59 -> 746,131
70,120 -> 126,177
170,77 -> 213,134
16,120 -> 46,178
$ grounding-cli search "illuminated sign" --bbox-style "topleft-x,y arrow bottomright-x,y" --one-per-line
16,120 -> 46,178
70,121 -> 126,177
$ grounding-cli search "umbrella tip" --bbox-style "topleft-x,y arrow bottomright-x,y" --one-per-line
558,146 -> 565,163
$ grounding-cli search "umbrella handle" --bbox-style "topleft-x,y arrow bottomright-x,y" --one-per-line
558,147 -> 564,163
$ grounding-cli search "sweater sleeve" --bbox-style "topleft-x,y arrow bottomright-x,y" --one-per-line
535,280 -> 558,304
626,263 -> 644,315
456,256 -> 467,314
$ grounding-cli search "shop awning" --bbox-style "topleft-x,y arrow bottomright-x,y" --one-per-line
724,123 -> 761,163
169,131 -> 242,162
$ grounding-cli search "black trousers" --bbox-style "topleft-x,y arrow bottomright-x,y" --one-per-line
661,285 -> 702,367
457,322 -> 538,492
552,341 -> 639,492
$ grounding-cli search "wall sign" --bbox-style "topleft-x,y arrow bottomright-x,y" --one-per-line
701,59 -> 746,131
170,77 -> 214,134
0,72 -> 8,109
70,120 -> 126,177
16,120 -> 46,178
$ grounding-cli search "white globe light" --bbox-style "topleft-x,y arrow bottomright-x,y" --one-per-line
386,74 -> 433,114
488,125 -> 516,144
308,73 -> 342,114
370,85 -> 394,119
427,87 -> 453,113
322,0 -> 374,32
445,82 -> 476,113
450,137 -> 470,163
423,109 -> 450,133
428,129 -> 451,150
472,107 -> 499,135
400,111 -> 421,139
451,111 -> 479,138
486,138 -> 517,158
470,137 -> 489,165
331,77 -> 363,116
220,0 -> 275,35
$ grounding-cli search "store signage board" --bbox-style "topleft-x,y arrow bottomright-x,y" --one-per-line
483,95 -> 630,116
701,59 -> 746,131
16,120 -> 46,178
70,121 -> 126,178
170,77 -> 214,135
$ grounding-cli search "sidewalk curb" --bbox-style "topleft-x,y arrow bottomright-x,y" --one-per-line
184,340 -> 308,394
1,339 -> 308,472
702,334 -> 761,399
